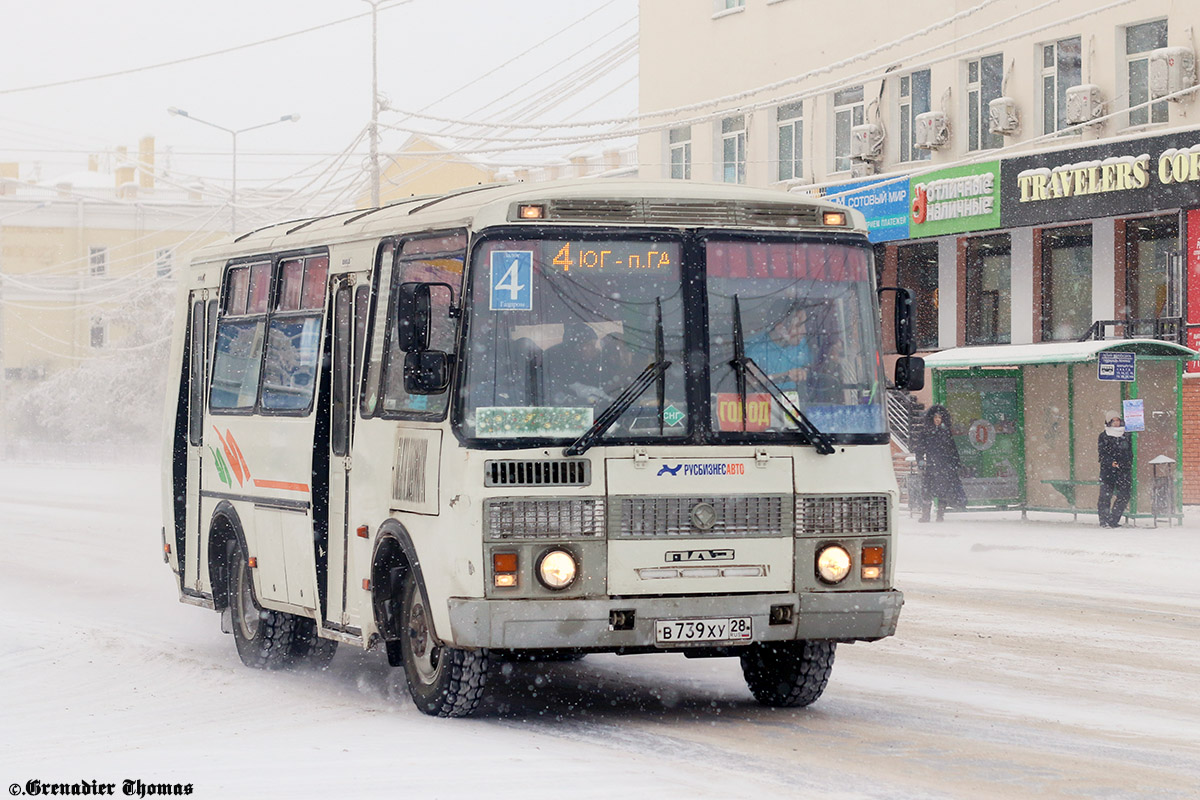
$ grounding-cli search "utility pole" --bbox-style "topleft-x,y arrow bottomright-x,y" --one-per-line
365,0 -> 382,207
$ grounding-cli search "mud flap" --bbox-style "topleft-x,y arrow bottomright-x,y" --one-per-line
220,606 -> 233,635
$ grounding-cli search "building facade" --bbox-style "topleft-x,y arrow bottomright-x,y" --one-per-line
638,0 -> 1200,502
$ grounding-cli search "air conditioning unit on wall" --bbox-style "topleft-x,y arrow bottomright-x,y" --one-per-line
988,96 -> 1019,134
1065,84 -> 1105,125
1150,47 -> 1197,100
850,123 -> 884,162
914,111 -> 949,150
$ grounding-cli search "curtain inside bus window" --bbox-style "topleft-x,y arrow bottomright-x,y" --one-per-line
461,235 -> 687,441
302,256 -> 329,310
278,259 -> 304,311
247,263 -> 271,313
706,238 -> 885,436
378,236 -> 465,417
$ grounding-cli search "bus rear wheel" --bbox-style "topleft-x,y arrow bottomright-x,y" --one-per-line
227,540 -> 295,670
740,640 -> 836,707
398,574 -> 488,717
289,617 -> 338,669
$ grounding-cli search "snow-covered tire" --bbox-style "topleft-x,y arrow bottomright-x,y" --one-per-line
740,640 -> 836,707
227,540 -> 295,670
399,574 -> 488,717
288,617 -> 339,669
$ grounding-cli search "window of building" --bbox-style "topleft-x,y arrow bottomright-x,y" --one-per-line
669,126 -> 692,180
776,101 -> 804,181
89,246 -> 108,277
156,247 -> 173,277
898,70 -> 932,163
965,234 -> 1011,345
896,242 -> 939,350
966,54 -> 1004,151
721,115 -> 746,184
1041,225 -> 1093,341
713,0 -> 745,11
90,317 -> 107,349
1041,36 -> 1082,134
1126,19 -> 1169,127
1125,215 -> 1179,321
832,86 -> 865,173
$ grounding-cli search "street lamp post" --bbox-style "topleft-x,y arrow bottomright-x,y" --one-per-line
167,107 -> 300,233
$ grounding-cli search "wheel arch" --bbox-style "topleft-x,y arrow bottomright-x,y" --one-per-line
370,520 -> 427,642
207,500 -> 249,612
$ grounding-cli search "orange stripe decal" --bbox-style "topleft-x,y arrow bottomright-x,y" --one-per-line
226,430 -> 252,481
211,426 -> 244,487
252,479 -> 311,493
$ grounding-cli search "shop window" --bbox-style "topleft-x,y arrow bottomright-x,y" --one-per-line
1125,215 -> 1179,321
1041,225 -> 1093,341
896,242 -> 939,350
1041,37 -> 1082,134
832,86 -> 864,173
966,54 -> 1004,151
898,70 -> 931,163
669,126 -> 692,180
965,234 -> 1011,345
1126,19 -> 1168,127
720,115 -> 746,184
776,101 -> 804,181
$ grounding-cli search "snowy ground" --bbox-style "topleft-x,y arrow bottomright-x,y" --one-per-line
1,459 -> 1198,799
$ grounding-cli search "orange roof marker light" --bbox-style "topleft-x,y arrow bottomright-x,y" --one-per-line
822,210 -> 848,226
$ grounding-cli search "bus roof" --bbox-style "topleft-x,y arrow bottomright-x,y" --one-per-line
189,179 -> 867,267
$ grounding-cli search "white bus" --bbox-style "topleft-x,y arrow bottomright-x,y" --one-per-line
162,180 -> 923,717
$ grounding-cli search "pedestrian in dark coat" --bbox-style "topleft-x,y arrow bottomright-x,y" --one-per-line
915,404 -> 965,522
1097,411 -> 1133,527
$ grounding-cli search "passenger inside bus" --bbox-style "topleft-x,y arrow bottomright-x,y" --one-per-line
745,303 -> 812,395
543,321 -> 607,404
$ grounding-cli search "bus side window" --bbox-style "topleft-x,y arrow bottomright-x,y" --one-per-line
188,300 -> 205,445
353,284 -> 370,415
210,263 -> 269,411
260,255 -> 327,412
378,232 -> 466,417
361,241 -> 396,418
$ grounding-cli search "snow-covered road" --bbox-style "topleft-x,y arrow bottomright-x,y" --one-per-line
1,461 -> 1197,799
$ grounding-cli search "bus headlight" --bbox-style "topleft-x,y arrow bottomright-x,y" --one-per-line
816,545 -> 852,584
537,549 -> 578,590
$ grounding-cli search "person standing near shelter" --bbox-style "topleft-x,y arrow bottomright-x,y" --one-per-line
1097,412 -> 1133,527
915,404 -> 965,522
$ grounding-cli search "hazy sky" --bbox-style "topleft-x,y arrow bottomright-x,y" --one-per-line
0,0 -> 638,191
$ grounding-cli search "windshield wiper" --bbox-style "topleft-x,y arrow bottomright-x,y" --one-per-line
565,300 -> 671,456
729,294 -> 834,455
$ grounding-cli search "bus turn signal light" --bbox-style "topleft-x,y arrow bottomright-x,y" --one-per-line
822,210 -> 847,226
494,552 -> 518,587
862,545 -> 884,580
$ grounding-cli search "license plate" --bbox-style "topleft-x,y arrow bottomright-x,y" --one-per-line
654,616 -> 752,645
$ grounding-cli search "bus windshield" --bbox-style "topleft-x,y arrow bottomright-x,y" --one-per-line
706,237 -> 886,436
461,234 -> 687,441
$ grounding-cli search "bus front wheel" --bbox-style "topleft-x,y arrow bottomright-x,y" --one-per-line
227,540 -> 295,670
740,640 -> 836,707
398,574 -> 488,717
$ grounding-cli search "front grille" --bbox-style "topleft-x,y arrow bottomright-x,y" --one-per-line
795,494 -> 889,536
612,496 -> 788,538
485,497 -> 605,540
485,459 -> 591,487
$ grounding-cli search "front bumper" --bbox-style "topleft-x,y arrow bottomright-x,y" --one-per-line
447,590 -> 903,650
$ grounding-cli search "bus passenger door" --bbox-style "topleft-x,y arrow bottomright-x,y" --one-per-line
182,291 -> 210,592
326,273 -> 369,628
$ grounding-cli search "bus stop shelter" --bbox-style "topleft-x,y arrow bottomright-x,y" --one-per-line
922,339 -> 1195,525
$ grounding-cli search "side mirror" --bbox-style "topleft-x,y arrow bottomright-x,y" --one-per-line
877,286 -> 917,356
404,350 -> 451,395
894,355 -> 925,391
893,288 -> 917,356
394,283 -> 432,353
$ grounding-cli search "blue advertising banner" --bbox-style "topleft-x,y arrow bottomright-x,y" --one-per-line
823,177 -> 910,243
